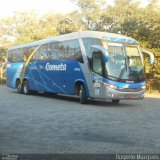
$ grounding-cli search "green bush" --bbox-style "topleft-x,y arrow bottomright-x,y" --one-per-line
0,77 -> 6,84
144,48 -> 160,92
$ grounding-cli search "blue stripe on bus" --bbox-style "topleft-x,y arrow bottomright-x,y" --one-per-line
102,36 -> 138,44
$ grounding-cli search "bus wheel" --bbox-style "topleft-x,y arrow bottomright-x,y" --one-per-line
79,84 -> 87,104
16,80 -> 23,94
112,99 -> 120,104
22,80 -> 31,95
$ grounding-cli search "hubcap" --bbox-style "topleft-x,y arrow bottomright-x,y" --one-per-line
80,88 -> 82,97
17,84 -> 21,92
24,84 -> 27,93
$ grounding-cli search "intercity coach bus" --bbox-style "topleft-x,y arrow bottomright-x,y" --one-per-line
7,31 -> 154,104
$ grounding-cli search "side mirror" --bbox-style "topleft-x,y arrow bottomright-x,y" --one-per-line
91,45 -> 109,62
141,48 -> 154,65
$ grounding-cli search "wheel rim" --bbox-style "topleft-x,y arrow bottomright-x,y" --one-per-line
80,86 -> 82,97
17,83 -> 21,92
23,84 -> 27,94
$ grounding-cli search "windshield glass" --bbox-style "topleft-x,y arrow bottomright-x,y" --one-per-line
105,45 -> 145,82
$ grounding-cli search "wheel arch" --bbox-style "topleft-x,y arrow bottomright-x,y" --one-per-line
16,77 -> 29,88
23,77 -> 28,82
15,78 -> 21,88
74,79 -> 90,97
22,77 -> 30,90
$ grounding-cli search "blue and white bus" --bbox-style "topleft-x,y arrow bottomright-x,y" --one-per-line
7,31 -> 154,104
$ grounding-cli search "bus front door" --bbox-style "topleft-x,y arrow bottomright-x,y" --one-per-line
91,51 -> 104,99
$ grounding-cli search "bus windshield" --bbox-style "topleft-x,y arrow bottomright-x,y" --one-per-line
105,45 -> 145,82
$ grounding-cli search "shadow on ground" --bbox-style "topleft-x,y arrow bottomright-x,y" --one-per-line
10,89 -> 142,107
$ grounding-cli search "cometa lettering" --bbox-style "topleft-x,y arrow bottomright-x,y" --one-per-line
45,63 -> 67,71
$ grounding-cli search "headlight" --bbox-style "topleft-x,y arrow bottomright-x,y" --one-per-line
141,85 -> 146,89
109,84 -> 117,89
103,82 -> 117,89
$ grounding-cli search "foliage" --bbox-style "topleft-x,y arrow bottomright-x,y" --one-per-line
0,0 -> 160,91
144,48 -> 160,91
0,77 -> 6,85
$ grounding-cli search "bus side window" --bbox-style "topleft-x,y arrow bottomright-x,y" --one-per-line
28,46 -> 36,61
47,43 -> 52,60
17,49 -> 23,62
68,40 -> 74,59
12,50 -> 16,62
42,45 -> 48,60
22,48 -> 26,62
54,42 -> 60,60
51,43 -> 56,60
66,40 -> 71,59
82,38 -> 101,58
8,50 -> 13,62
13,49 -> 23,62
63,42 -> 67,59
23,47 -> 30,61
62,42 -> 67,59
35,45 -> 47,61
65,39 -> 83,63
31,46 -> 38,61
59,42 -> 65,60
74,40 -> 83,63
92,51 -> 103,76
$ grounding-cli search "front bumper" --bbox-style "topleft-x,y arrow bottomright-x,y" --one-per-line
104,87 -> 145,100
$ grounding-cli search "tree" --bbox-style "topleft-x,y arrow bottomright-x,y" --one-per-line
74,0 -> 106,30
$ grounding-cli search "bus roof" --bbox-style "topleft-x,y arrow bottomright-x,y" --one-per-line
8,31 -> 138,50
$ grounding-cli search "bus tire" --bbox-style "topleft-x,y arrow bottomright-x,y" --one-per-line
79,84 -> 87,104
22,80 -> 31,95
112,99 -> 120,104
16,80 -> 23,94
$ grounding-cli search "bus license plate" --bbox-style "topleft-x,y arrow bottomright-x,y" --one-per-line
125,94 -> 134,99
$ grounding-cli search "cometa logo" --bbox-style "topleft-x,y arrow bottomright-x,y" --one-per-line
45,63 -> 67,71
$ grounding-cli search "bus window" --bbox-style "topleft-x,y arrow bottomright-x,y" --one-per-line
35,45 -> 48,61
59,43 -> 65,60
28,46 -> 36,61
65,39 -> 83,62
66,40 -> 73,59
22,48 -> 26,61
8,51 -> 13,62
18,49 -> 23,62
53,42 -> 60,60
62,42 -> 67,59
46,43 -> 53,60
23,48 -> 30,61
73,40 -> 83,63
82,38 -> 101,57
12,49 -> 23,62
12,50 -> 16,62
92,51 -> 103,76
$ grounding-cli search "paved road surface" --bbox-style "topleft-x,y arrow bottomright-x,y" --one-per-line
0,85 -> 160,154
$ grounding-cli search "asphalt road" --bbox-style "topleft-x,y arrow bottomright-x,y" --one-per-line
0,85 -> 160,154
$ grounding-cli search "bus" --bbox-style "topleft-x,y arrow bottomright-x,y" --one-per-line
7,31 -> 154,104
